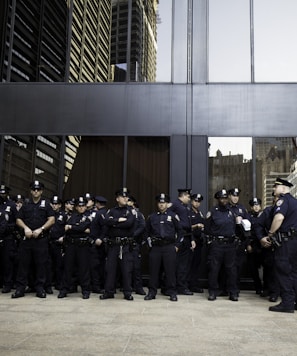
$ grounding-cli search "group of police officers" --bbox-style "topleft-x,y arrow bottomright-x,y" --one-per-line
0,177 -> 297,312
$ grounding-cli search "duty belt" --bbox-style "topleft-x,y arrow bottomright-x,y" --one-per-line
150,237 -> 175,246
106,237 -> 135,246
65,237 -> 93,246
209,235 -> 236,244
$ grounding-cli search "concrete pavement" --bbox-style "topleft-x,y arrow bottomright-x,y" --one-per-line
0,289 -> 296,355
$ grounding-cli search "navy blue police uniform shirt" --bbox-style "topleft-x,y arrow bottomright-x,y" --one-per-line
0,198 -> 17,235
49,210 -> 68,240
204,205 -> 236,237
89,207 -> 108,241
66,211 -> 92,238
169,199 -> 191,232
17,198 -> 54,230
273,193 -> 297,232
190,208 -> 204,239
228,202 -> 250,220
103,205 -> 136,238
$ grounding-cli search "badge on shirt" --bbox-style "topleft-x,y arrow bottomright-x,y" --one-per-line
276,199 -> 284,207
40,200 -> 46,208
167,216 -> 172,222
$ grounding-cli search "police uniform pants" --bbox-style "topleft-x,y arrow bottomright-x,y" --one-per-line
90,245 -> 106,291
0,238 -> 17,288
62,244 -> 90,293
15,238 -> 48,292
176,238 -> 193,291
104,245 -> 133,296
273,239 -> 297,309
148,244 -> 176,296
207,242 -> 237,295
46,242 -> 64,289
132,244 -> 144,291
189,242 -> 203,290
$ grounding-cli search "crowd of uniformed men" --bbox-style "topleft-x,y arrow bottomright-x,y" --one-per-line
1,177 -> 297,312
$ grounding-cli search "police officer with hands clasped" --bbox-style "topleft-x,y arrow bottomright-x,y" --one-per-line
260,177 -> 297,313
204,189 -> 239,302
12,181 -> 55,299
145,193 -> 182,302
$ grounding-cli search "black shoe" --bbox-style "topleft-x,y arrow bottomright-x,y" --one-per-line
169,295 -> 178,302
269,303 -> 294,313
57,291 -> 67,298
124,294 -> 134,301
82,292 -> 90,299
144,294 -> 156,300
2,286 -> 11,293
178,289 -> 193,295
135,288 -> 146,295
208,294 -> 216,301
25,286 -> 35,293
229,294 -> 238,302
11,290 -> 25,299
269,296 -> 278,303
190,287 -> 204,293
45,287 -> 53,294
36,290 -> 46,298
99,293 -> 114,300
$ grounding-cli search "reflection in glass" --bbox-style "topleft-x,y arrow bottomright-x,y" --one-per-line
254,0 -> 297,82
208,137 -> 253,209
208,0 -> 251,82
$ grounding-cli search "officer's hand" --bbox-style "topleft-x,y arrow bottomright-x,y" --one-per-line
95,238 -> 102,246
191,240 -> 196,250
65,225 -> 72,231
246,245 -> 253,253
58,236 -> 64,243
260,236 -> 272,248
175,247 -> 179,252
24,227 -> 33,238
32,228 -> 42,238
118,217 -> 127,222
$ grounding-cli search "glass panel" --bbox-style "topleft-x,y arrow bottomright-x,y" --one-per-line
254,0 -> 297,82
208,0 -> 251,82
254,137 -> 297,205
208,137 -> 252,208
156,0 -> 172,82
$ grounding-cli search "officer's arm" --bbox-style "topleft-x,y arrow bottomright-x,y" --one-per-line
268,213 -> 285,236
16,218 -> 33,238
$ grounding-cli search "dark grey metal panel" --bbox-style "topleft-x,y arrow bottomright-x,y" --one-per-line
1,83 -> 297,136
192,84 -> 297,137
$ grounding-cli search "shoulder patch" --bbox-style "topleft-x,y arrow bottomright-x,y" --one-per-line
276,199 -> 284,207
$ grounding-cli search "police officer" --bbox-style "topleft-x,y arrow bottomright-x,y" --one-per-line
189,193 -> 205,293
12,180 -> 55,298
144,193 -> 182,302
227,188 -> 250,295
90,196 -> 108,293
127,195 -> 146,295
204,189 -> 238,301
247,197 -> 264,295
46,196 -> 65,292
169,188 -> 195,295
254,194 -> 279,302
0,185 -> 18,293
260,177 -> 297,313
99,188 -> 137,301
58,196 -> 93,299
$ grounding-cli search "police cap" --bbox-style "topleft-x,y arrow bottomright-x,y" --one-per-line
249,197 -> 262,206
155,193 -> 170,203
75,196 -> 87,206
178,188 -> 192,195
85,193 -> 95,201
273,177 -> 293,187
228,188 -> 241,196
95,195 -> 108,204
191,193 -> 203,202
64,198 -> 75,205
13,194 -> 24,202
115,187 -> 129,197
0,184 -> 10,194
30,180 -> 44,190
51,195 -> 62,204
214,189 -> 228,199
